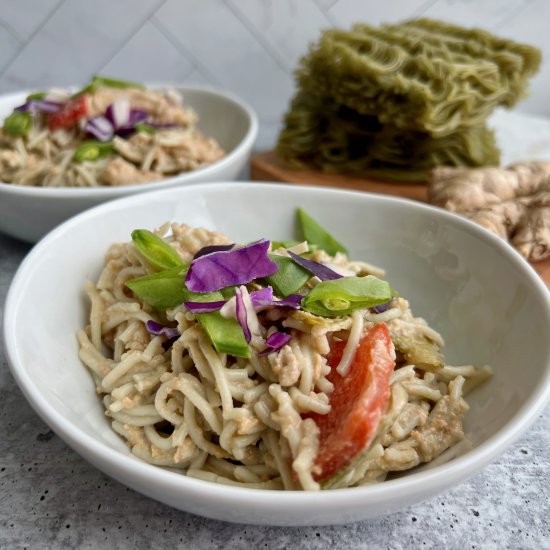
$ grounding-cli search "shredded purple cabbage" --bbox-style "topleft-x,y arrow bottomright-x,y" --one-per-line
115,109 -> 149,137
185,239 -> 278,293
145,320 -> 180,340
287,251 -> 342,281
193,243 -> 235,260
371,300 -> 393,314
85,115 -> 114,142
16,99 -> 64,114
250,287 -> 302,309
106,100 -> 131,129
183,300 -> 226,314
250,287 -> 274,308
259,332 -> 292,356
235,287 -> 251,343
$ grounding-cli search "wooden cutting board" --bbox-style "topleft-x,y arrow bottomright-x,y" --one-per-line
251,151 -> 550,288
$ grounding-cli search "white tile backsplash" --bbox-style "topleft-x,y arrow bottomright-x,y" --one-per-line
0,0 -> 548,150
101,20 -> 194,84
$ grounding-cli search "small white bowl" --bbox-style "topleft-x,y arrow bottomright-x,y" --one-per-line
0,86 -> 258,243
4,182 -> 550,525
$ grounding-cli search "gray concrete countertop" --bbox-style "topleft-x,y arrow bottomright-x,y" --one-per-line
1,231 -> 549,550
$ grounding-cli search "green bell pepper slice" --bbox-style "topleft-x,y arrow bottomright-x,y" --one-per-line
3,111 -> 32,136
73,140 -> 114,163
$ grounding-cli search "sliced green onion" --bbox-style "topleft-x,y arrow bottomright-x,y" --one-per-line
264,255 -> 311,297
131,229 -> 185,271
135,122 -> 156,134
91,75 -> 144,90
301,275 -> 392,318
75,75 -> 145,96
196,312 -> 250,358
297,208 -> 348,256
26,92 -> 47,101
73,140 -> 114,163
3,111 -> 32,136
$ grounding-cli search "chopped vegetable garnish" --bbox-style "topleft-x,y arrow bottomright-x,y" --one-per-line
259,331 -> 292,356
372,300 -> 393,313
47,94 -> 89,131
135,122 -> 157,134
131,229 -> 185,271
250,287 -> 302,309
183,300 -> 226,314
235,287 -> 251,343
259,332 -> 292,356
305,323 -> 395,481
26,91 -> 47,101
15,99 -> 63,114
90,75 -> 144,90
106,100 -> 130,129
297,208 -> 348,256
85,116 -> 114,142
264,255 -> 311,298
193,243 -> 235,260
250,287 -> 274,308
125,267 -> 188,310
287,250 -> 342,281
3,111 -> 32,136
73,140 -> 114,163
185,239 -> 278,293
145,320 -> 180,340
271,239 -> 302,250
76,75 -> 145,96
301,275 -> 392,318
196,312 -> 250,358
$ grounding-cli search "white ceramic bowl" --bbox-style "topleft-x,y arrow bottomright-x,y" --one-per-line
4,183 -> 550,526
0,86 -> 258,243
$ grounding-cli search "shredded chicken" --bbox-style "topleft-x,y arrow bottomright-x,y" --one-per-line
89,87 -> 197,126
101,157 -> 163,186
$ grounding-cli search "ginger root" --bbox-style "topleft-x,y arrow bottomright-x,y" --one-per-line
429,162 -> 550,262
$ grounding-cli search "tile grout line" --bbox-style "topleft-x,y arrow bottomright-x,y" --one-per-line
93,0 -> 169,76
0,17 -> 24,45
312,0 -> 339,12
494,0 -> 535,31
0,0 -> 66,79
412,0 -> 440,18
150,16 -> 221,87
223,0 -> 293,75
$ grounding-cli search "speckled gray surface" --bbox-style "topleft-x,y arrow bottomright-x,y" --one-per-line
1,231 -> 549,550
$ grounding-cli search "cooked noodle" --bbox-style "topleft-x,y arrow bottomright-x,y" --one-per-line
0,85 -> 224,187
78,223 -> 492,490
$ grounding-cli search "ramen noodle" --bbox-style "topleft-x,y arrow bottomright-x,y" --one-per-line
78,220 -> 492,490
277,18 -> 541,180
0,76 -> 224,188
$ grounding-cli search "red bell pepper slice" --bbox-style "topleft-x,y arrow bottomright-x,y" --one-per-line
306,323 -> 396,481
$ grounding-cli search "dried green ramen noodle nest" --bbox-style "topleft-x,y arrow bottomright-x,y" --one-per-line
277,18 -> 541,181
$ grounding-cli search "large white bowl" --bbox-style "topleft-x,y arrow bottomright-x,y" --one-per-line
0,86 -> 258,243
4,182 -> 550,525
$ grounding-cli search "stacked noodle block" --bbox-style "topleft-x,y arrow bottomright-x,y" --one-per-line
276,18 -> 541,181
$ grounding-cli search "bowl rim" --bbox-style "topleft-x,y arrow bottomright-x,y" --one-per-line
0,84 -> 258,197
4,181 -> 550,514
